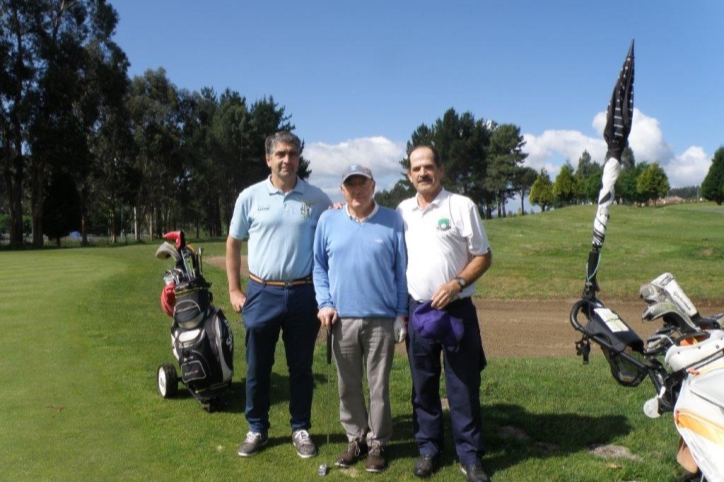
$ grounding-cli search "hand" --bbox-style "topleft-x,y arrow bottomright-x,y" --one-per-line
430,280 -> 462,310
229,289 -> 246,314
393,315 -> 407,343
317,307 -> 339,329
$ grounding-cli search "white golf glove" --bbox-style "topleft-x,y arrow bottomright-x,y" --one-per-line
393,316 -> 408,344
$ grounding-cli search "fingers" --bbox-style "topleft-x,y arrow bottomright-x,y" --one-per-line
317,308 -> 338,329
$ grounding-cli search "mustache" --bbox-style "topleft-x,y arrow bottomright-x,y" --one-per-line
417,176 -> 433,183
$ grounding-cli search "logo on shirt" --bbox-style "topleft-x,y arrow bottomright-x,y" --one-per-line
437,218 -> 451,231
257,205 -> 271,211
300,201 -> 316,219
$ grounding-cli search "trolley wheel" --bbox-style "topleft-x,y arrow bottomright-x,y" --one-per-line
202,398 -> 224,413
157,364 -> 178,398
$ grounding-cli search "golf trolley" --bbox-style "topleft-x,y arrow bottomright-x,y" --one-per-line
155,231 -> 234,412
571,273 -> 724,482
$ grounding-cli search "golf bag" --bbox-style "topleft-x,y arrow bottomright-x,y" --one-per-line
571,273 -> 724,482
155,231 -> 234,412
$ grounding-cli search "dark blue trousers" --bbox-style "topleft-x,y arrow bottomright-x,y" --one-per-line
406,297 -> 487,466
242,280 -> 320,433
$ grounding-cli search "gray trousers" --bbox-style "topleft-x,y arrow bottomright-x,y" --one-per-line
333,317 -> 395,446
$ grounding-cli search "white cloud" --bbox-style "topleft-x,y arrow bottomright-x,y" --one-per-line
524,108 -> 711,187
305,137 -> 406,201
667,146 -> 711,187
303,109 -> 712,204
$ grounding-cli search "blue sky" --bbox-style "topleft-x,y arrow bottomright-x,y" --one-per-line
113,1 -> 723,202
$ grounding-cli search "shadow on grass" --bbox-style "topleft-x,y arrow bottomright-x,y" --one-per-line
389,403 -> 632,478
484,403 -> 631,477
220,371 -> 334,414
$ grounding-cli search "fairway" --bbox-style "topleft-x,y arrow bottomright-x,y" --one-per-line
3,203 -> 724,481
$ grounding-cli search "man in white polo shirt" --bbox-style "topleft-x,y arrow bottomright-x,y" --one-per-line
226,131 -> 332,459
397,145 -> 493,482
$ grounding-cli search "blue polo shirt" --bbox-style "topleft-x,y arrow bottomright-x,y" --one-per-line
229,176 -> 332,281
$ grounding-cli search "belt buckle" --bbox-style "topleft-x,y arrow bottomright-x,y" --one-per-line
284,280 -> 294,288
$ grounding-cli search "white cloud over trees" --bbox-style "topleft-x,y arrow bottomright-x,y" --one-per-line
305,108 -> 712,201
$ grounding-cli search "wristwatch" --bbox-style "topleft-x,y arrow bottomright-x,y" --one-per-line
455,276 -> 467,289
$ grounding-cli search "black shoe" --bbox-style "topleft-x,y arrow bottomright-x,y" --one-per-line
335,440 -> 367,467
414,454 -> 439,478
460,462 -> 491,482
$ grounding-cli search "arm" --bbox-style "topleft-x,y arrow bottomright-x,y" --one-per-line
430,250 -> 492,310
312,216 -> 338,328
226,236 -> 246,313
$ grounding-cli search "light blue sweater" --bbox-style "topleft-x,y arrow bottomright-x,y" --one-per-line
313,205 -> 408,318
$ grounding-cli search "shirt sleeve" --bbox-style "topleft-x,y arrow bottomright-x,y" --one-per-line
312,214 -> 333,309
229,191 -> 251,240
393,212 -> 409,315
459,197 -> 491,255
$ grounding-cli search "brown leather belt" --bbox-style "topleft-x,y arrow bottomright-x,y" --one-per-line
249,273 -> 313,288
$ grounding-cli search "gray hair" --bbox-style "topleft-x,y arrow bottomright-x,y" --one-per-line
265,131 -> 301,156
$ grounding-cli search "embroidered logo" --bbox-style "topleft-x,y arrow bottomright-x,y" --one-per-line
437,218 -> 451,231
300,201 -> 315,219
257,205 -> 270,211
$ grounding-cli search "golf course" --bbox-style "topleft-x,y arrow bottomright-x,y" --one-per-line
3,202 -> 724,482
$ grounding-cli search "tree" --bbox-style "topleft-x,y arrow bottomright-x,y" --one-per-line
615,167 -> 638,205
510,166 -> 538,215
485,124 -> 528,217
529,169 -> 554,212
701,147 -> 724,205
575,150 -> 602,203
637,162 -> 670,205
552,162 -> 578,205
127,68 -> 183,239
0,0 -> 127,246
669,185 -> 700,200
374,179 -> 414,209
621,146 -> 636,170
42,170 -> 81,246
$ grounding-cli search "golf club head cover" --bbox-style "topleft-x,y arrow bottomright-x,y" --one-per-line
160,281 -> 176,317
393,316 -> 407,344
163,231 -> 186,250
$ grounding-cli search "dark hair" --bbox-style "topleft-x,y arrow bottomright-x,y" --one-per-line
265,131 -> 301,156
407,145 -> 442,168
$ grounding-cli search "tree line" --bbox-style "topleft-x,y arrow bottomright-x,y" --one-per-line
3,2 -> 722,247
1,0 -> 308,246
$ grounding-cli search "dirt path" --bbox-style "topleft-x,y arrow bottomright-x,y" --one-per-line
207,256 -> 724,359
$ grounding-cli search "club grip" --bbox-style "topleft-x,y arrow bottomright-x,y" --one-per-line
326,329 -> 332,365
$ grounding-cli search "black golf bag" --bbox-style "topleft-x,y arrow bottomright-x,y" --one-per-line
155,231 -> 234,412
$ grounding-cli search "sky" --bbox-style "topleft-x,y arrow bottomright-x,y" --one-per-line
112,1 -> 724,203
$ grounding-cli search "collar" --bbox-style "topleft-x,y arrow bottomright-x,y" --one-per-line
345,201 -> 378,222
413,188 -> 449,211
265,176 -> 306,195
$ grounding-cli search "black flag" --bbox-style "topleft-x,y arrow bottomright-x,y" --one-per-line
584,40 -> 635,299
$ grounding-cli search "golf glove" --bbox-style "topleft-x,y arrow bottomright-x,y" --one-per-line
393,316 -> 407,344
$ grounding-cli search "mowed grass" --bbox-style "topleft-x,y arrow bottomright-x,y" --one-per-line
2,201 -> 724,481
483,202 -> 724,302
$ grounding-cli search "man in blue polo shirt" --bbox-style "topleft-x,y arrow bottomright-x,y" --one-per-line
226,131 -> 332,459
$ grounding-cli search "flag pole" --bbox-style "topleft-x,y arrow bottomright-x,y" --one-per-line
583,40 -> 635,300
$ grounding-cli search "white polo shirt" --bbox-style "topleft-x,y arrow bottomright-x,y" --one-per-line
397,189 -> 490,301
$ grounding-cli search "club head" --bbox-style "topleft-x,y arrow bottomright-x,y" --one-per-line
155,242 -> 182,262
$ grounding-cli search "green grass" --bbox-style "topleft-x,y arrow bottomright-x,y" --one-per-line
483,202 -> 724,302
3,202 -> 723,481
